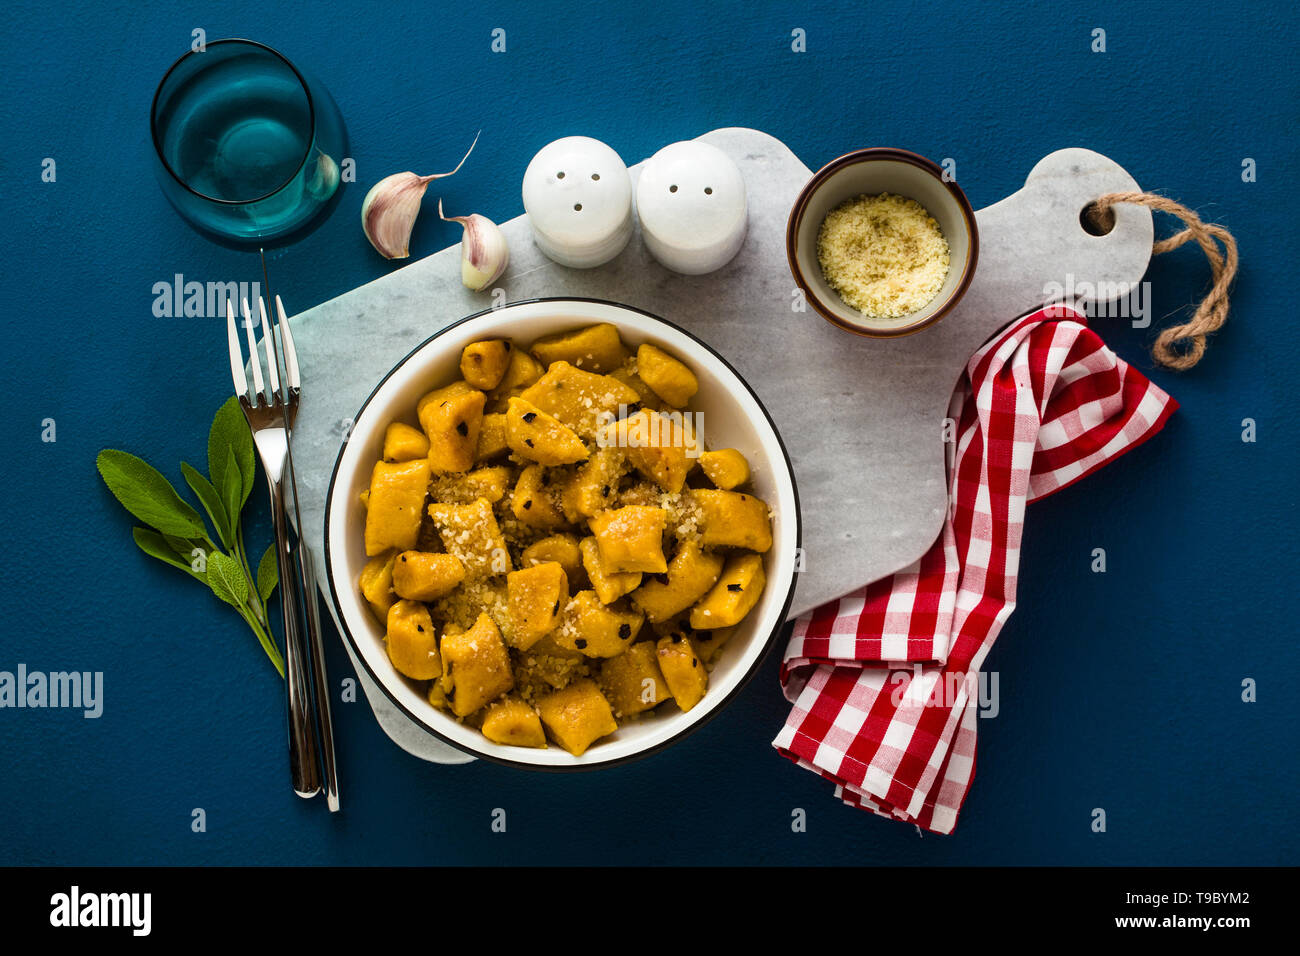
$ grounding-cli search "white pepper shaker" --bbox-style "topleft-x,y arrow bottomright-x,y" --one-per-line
635,141 -> 747,275
522,136 -> 634,268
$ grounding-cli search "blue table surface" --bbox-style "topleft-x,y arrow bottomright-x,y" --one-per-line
1,0 -> 1296,866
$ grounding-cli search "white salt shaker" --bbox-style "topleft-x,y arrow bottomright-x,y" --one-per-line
635,141 -> 747,275
522,136 -> 634,268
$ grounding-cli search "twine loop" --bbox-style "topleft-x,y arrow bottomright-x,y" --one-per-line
1083,192 -> 1238,370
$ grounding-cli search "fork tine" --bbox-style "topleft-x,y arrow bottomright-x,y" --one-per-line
258,297 -> 281,399
275,295 -> 301,391
226,299 -> 249,400
241,298 -> 265,402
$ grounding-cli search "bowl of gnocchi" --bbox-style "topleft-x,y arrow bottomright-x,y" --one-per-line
323,298 -> 800,768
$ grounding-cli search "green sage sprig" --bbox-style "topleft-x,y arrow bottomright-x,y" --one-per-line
96,397 -> 284,677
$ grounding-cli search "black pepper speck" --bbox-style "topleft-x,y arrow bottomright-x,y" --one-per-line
618,623 -> 631,639
456,421 -> 468,436
575,638 -> 588,649
522,411 -> 537,423
727,583 -> 743,592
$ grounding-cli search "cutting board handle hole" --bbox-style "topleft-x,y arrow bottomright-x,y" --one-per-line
1080,200 -> 1115,236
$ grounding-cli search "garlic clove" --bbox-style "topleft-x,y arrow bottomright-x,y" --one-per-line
361,131 -> 481,260
361,172 -> 434,259
439,199 -> 510,292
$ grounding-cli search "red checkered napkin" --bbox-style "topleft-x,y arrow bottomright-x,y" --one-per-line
772,307 -> 1177,834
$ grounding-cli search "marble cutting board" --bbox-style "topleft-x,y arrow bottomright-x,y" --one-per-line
285,128 -> 1152,764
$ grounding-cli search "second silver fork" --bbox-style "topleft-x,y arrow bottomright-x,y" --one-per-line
226,297 -> 322,800
270,293 -> 339,813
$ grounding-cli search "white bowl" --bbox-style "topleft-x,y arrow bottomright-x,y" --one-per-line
323,298 -> 801,769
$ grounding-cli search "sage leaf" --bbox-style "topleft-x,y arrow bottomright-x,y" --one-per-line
97,449 -> 208,539
257,544 -> 279,603
209,396 -> 256,510
206,550 -> 249,610
181,461 -> 232,547
162,534 -> 209,573
132,527 -> 195,575
223,446 -> 243,534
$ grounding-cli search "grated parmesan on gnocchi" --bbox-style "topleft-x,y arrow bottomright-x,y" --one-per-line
356,323 -> 775,755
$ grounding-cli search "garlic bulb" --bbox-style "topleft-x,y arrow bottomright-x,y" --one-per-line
361,132 -> 480,260
439,200 -> 509,291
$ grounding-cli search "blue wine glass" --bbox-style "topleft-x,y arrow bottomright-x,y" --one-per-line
150,38 -> 347,246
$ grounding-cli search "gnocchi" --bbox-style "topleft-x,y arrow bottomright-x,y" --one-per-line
357,324 -> 774,754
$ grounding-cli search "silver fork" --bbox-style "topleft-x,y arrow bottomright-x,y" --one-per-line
270,293 -> 340,813
226,297 -> 322,800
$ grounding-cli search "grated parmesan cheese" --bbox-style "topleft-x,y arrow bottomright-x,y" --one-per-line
816,192 -> 950,318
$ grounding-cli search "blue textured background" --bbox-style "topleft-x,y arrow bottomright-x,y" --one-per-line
1,0 -> 1296,865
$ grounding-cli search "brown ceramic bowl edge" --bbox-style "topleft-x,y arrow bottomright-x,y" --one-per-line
786,147 -> 980,339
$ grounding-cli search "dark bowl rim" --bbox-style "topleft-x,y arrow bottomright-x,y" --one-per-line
149,37 -> 318,206
786,146 -> 980,339
321,296 -> 804,772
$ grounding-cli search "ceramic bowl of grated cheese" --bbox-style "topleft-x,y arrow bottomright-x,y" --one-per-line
786,148 -> 978,337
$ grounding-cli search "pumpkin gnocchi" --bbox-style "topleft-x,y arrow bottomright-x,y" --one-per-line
356,323 -> 774,755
